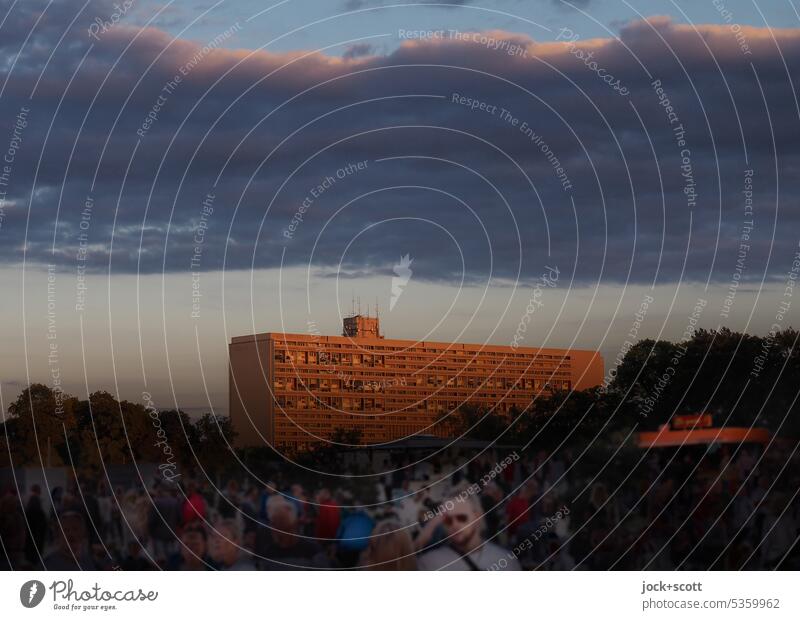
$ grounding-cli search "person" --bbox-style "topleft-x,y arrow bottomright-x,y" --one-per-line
120,489 -> 146,548
218,480 -> 240,519
417,486 -> 520,570
255,495 -> 329,569
182,481 -> 207,526
314,488 -> 340,541
0,493 -> 30,569
210,518 -> 255,570
109,486 -> 124,545
149,484 -> 180,563
80,480 -> 103,546
360,520 -> 416,570
258,482 -> 277,521
167,522 -> 213,570
121,540 -> 156,570
289,483 -> 312,534
42,511 -> 98,570
505,485 -> 532,538
760,495 -> 797,568
480,482 -> 504,539
392,483 -> 429,532
335,504 -> 374,568
24,485 -> 48,565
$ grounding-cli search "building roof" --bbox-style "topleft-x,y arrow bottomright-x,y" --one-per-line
230,330 -> 601,357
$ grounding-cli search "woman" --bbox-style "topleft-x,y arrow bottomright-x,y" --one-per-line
360,520 -> 417,570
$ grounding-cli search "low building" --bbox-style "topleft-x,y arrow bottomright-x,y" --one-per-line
229,315 -> 603,450
637,413 -> 771,448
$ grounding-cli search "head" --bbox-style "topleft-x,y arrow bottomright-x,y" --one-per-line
180,522 -> 208,564
441,486 -> 484,552
127,541 -> 143,558
361,521 -> 416,570
209,519 -> 242,568
590,483 -> 608,507
56,511 -> 88,557
267,496 -> 299,547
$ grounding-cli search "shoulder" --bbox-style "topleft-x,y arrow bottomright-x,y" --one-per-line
417,546 -> 462,571
477,543 -> 520,570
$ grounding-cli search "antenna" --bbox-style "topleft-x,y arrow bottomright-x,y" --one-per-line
351,292 -> 355,316
358,296 -> 361,315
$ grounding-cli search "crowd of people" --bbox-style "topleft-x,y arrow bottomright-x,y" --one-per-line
1,441 -> 798,570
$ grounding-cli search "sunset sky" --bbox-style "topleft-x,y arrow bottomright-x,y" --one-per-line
0,0 -> 798,413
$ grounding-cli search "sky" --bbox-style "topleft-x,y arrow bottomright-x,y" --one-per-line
0,0 -> 798,413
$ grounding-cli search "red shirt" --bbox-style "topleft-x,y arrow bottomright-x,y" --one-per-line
182,492 -> 207,525
506,496 -> 529,535
315,501 -> 341,540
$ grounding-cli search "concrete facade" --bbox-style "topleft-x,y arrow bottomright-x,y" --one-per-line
229,317 -> 603,450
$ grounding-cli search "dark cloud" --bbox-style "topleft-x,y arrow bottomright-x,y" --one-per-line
342,43 -> 375,59
0,1 -> 798,289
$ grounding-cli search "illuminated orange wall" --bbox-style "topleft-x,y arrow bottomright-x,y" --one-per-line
230,331 -> 603,450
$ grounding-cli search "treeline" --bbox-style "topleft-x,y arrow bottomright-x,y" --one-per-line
0,384 -> 236,475
2,328 -> 798,472
444,328 -> 800,446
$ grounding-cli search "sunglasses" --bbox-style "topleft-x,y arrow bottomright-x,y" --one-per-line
444,514 -> 470,525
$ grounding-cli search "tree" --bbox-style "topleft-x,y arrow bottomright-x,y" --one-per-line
5,384 -> 77,466
194,413 -> 236,475
440,403 -> 514,442
610,328 -> 800,433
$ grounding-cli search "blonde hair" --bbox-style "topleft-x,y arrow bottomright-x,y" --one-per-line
214,518 -> 242,543
361,521 -> 417,571
266,495 -> 297,524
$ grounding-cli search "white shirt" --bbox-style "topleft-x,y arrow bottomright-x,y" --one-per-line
417,543 -> 521,571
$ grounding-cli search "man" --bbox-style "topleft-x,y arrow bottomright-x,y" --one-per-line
121,540 -> 156,570
167,522 -> 213,570
335,505 -> 374,568
255,496 -> 329,569
24,485 -> 48,565
42,511 -> 99,570
506,484 -> 534,538
314,488 -> 340,541
417,485 -> 520,570
149,484 -> 180,563
210,519 -> 255,570
181,481 -> 207,525
0,493 -> 30,569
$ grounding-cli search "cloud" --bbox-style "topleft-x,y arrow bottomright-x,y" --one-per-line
342,42 -> 375,60
0,1 -> 799,290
